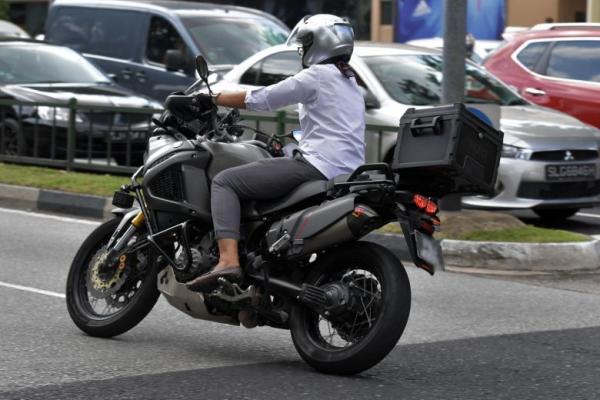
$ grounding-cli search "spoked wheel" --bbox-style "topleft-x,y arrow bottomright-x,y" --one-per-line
290,242 -> 411,375
66,218 -> 161,337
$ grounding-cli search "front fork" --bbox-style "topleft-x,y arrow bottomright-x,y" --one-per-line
105,210 -> 145,266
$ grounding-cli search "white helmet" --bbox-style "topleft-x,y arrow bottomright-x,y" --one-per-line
286,14 -> 354,67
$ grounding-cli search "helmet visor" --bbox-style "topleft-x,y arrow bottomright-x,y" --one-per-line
333,24 -> 354,42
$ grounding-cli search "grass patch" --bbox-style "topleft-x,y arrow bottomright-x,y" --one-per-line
378,214 -> 592,243
458,225 -> 590,243
0,162 -> 127,197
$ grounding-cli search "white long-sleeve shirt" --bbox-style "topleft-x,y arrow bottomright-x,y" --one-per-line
245,63 -> 365,180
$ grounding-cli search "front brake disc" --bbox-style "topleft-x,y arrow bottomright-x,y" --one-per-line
86,246 -> 130,299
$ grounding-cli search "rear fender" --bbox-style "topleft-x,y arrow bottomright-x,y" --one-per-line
399,218 -> 445,275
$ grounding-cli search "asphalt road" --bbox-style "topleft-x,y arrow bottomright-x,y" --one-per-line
511,206 -> 600,237
0,207 -> 599,399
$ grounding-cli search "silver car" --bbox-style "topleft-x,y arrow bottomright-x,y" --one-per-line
211,42 -> 600,220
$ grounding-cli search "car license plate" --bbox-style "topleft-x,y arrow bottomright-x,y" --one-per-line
415,230 -> 445,272
545,164 -> 596,180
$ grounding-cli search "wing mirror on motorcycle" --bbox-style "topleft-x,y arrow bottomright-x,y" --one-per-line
195,55 -> 210,81
195,55 -> 213,94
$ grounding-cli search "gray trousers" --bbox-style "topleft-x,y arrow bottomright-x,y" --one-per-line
211,154 -> 326,240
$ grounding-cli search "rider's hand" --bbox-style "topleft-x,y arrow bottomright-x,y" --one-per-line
193,93 -> 215,110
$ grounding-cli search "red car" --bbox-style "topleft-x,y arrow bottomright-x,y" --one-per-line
484,25 -> 600,129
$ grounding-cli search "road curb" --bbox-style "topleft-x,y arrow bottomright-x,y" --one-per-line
0,183 -> 113,219
441,238 -> 600,271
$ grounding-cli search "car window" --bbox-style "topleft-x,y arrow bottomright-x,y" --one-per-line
46,7 -> 143,60
364,54 -> 526,106
0,44 -> 109,84
146,16 -> 189,66
181,16 -> 289,65
546,40 -> 600,82
257,52 -> 302,86
515,41 -> 550,71
240,62 -> 261,85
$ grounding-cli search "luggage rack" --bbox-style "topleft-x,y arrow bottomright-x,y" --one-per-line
332,163 -> 396,195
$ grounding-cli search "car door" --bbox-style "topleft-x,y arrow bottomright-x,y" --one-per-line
532,39 -> 600,129
139,15 -> 197,101
46,7 -> 146,92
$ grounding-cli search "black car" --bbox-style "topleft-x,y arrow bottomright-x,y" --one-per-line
0,39 -> 162,166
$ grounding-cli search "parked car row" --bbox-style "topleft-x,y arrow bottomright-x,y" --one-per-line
2,4 -> 600,218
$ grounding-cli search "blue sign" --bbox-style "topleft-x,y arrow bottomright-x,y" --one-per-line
395,0 -> 506,43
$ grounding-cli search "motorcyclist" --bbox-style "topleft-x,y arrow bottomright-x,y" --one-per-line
186,14 -> 366,290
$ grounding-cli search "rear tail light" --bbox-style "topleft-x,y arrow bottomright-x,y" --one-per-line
413,194 -> 438,215
425,200 -> 438,214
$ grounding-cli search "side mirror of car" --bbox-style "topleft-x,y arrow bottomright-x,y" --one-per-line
360,87 -> 380,109
195,55 -> 210,81
165,49 -> 184,72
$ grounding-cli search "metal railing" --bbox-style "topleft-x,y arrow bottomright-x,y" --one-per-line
0,99 -> 399,174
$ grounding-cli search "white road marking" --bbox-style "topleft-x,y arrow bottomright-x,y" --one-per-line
0,207 -> 101,226
0,281 -> 65,298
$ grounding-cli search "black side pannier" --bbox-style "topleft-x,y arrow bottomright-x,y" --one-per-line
392,103 -> 503,197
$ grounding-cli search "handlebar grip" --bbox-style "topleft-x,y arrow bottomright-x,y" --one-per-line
164,94 -> 194,110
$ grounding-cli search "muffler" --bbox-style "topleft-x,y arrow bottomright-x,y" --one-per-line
265,194 -> 381,258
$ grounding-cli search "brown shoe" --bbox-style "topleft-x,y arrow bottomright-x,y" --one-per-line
185,266 -> 242,292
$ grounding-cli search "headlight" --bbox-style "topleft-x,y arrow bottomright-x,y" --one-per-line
501,144 -> 530,160
36,106 -> 86,123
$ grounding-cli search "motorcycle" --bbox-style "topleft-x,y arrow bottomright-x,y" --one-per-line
65,56 -> 455,375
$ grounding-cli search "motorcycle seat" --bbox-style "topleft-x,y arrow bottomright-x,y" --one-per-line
255,180 -> 329,215
247,172 -> 352,217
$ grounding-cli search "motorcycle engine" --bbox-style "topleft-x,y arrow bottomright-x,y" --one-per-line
172,234 -> 217,282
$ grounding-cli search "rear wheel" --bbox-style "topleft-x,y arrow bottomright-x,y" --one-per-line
66,217 -> 160,338
289,242 -> 411,375
534,208 -> 579,221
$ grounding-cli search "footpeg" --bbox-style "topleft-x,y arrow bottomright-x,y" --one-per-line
212,279 -> 256,303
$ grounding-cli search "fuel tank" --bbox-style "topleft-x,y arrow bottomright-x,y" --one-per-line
201,141 -> 271,179
141,136 -> 271,227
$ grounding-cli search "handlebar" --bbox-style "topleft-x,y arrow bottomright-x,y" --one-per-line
160,92 -> 285,156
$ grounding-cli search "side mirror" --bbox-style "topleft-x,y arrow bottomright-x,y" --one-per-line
360,87 -> 380,109
165,49 -> 184,72
195,55 -> 210,81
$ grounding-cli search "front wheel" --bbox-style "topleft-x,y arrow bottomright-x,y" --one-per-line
289,242 -> 411,375
66,217 -> 160,338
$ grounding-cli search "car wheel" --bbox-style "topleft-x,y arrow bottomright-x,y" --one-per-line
0,118 -> 27,156
534,208 -> 580,221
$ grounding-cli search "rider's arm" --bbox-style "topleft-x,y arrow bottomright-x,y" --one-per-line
214,92 -> 247,109
214,67 -> 319,111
